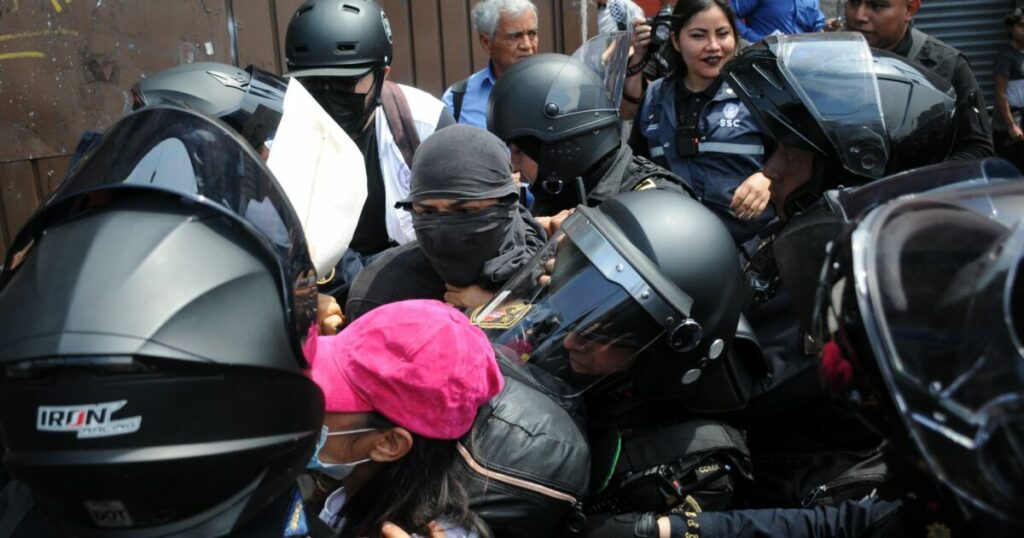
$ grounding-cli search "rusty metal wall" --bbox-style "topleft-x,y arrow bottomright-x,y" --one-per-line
0,0 -> 599,257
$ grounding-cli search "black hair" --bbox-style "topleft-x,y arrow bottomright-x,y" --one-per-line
665,0 -> 739,81
1005,8 -> 1024,36
313,413 -> 491,538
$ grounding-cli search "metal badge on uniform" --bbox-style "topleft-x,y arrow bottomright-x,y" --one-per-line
632,178 -> 657,192
470,303 -> 532,330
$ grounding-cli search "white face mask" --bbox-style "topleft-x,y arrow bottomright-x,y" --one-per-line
306,424 -> 376,480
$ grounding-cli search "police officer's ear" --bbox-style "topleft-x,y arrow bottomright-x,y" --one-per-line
383,65 -> 392,81
907,0 -> 921,19
367,426 -> 414,463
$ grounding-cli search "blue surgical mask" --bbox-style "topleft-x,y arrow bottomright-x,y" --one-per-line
306,424 -> 376,480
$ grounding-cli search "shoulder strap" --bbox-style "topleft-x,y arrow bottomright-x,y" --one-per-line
380,81 -> 422,167
450,77 -> 470,122
908,27 -> 927,62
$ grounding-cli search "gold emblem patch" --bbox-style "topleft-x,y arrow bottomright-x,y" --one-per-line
632,178 -> 658,191
471,303 -> 532,330
925,523 -> 952,538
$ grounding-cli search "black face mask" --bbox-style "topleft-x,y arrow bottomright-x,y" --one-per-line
412,204 -> 516,287
309,89 -> 376,137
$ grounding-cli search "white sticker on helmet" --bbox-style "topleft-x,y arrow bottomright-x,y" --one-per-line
37,400 -> 142,438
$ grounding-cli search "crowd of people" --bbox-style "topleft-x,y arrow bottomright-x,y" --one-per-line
0,0 -> 1022,537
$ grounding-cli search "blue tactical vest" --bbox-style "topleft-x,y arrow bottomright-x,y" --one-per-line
637,77 -> 774,242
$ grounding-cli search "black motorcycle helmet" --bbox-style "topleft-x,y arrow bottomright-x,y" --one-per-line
130,62 -> 287,150
723,33 -> 956,215
772,158 -> 1023,331
0,106 -> 323,536
285,0 -> 393,78
812,178 -> 1024,529
476,189 -> 765,411
488,53 -> 621,204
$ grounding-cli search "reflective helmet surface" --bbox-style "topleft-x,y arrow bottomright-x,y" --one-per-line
723,33 -> 956,186
0,107 -> 323,536
813,178 -> 1024,528
472,190 -> 764,410
131,62 -> 286,150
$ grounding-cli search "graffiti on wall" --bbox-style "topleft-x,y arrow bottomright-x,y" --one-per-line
0,0 -> 233,163
0,0 -> 77,61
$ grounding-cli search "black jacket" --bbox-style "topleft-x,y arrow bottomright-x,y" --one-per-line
894,27 -> 994,161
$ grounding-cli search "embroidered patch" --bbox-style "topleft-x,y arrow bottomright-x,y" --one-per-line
723,103 -> 740,120
471,303 -> 532,330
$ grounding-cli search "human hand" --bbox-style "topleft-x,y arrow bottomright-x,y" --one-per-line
731,172 -> 772,220
317,293 -> 344,335
1011,124 -> 1024,142
824,17 -> 844,32
534,208 -> 573,237
630,17 -> 652,64
444,284 -> 495,309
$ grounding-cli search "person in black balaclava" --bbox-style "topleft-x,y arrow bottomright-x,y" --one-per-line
285,0 -> 456,301
345,124 -> 547,319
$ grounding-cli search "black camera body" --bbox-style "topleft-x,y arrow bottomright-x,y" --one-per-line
647,6 -> 675,49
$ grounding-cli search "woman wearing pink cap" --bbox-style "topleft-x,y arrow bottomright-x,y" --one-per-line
304,299 -> 504,537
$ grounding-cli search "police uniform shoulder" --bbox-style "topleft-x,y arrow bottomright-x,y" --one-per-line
919,31 -> 966,60
627,155 -> 690,194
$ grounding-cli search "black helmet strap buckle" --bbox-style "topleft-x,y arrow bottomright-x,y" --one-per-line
541,177 -> 565,195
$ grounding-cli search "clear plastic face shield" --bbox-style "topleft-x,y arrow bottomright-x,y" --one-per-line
470,207 -> 702,395
770,33 -> 889,179
814,180 -> 1024,525
569,31 -> 631,111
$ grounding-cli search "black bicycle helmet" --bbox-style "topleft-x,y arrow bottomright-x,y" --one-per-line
285,0 -> 393,78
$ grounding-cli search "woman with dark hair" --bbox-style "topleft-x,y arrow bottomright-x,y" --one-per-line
304,300 -> 504,537
627,0 -> 773,244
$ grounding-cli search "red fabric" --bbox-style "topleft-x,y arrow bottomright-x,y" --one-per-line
821,340 -> 853,393
306,300 -> 504,440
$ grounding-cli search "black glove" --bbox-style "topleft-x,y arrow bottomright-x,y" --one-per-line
585,512 -> 661,538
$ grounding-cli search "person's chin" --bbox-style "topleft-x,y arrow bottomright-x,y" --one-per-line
567,352 -> 591,374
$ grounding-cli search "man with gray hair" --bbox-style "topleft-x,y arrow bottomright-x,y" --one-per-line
442,0 -> 539,128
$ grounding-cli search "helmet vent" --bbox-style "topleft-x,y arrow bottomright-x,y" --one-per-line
336,43 -> 357,53
341,3 -> 360,14
293,45 -> 309,54
296,5 -> 313,16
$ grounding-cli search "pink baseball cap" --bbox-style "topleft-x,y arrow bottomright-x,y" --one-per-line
305,299 -> 504,440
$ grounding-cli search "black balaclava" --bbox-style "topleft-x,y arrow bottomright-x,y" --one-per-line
400,125 -> 547,287
308,66 -> 386,137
